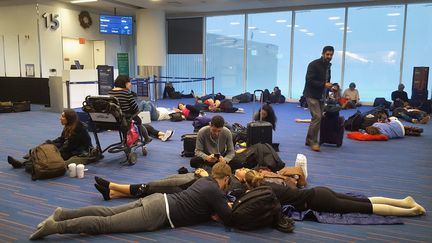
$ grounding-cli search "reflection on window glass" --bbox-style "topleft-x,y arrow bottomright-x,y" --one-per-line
163,54 -> 204,96
291,8 -> 345,99
206,15 -> 245,95
345,5 -> 404,101
247,11 -> 292,97
403,4 -> 432,99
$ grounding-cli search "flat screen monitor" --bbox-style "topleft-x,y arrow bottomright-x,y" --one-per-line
100,15 -> 133,35
70,65 -> 84,70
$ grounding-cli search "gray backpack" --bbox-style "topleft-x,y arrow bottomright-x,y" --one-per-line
29,144 -> 66,180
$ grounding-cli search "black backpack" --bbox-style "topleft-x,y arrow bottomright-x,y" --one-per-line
231,186 -> 282,231
181,134 -> 197,157
373,97 -> 391,109
169,112 -> 183,122
344,111 -> 362,131
245,143 -> 285,172
28,144 -> 66,180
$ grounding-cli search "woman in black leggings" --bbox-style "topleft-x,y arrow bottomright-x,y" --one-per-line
242,170 -> 425,217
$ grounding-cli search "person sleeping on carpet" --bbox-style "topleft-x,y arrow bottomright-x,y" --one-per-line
365,116 -> 423,138
239,169 -> 426,217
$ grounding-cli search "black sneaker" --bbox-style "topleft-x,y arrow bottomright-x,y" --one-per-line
7,156 -> 24,168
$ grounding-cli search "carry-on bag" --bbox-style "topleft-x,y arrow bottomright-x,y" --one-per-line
247,90 -> 273,146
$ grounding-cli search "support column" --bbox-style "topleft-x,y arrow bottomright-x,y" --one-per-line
136,9 -> 166,100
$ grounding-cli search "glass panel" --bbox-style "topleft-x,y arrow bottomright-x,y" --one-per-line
246,11 -> 292,97
206,15 -> 245,95
291,8 -> 345,99
344,5 -> 404,101
403,3 -> 432,99
163,54 -> 204,96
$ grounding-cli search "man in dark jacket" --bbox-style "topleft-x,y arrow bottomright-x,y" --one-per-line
303,46 -> 334,152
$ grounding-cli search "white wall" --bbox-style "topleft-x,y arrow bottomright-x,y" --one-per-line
0,5 -> 40,77
63,38 -> 94,70
93,40 -> 105,67
0,4 -> 136,78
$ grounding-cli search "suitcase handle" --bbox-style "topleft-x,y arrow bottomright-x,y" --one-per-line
252,90 -> 265,122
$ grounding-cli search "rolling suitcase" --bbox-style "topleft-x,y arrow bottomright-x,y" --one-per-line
247,90 -> 273,147
181,133 -> 197,157
319,105 -> 344,147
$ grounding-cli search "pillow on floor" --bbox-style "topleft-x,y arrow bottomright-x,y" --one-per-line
347,132 -> 388,141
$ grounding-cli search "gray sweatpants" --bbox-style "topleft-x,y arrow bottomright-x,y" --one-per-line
306,97 -> 324,146
56,193 -> 168,234
147,173 -> 195,187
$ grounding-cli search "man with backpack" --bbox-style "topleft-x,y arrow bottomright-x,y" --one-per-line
190,115 -> 235,172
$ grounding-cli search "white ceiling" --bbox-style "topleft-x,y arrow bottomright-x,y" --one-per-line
0,0 -> 429,16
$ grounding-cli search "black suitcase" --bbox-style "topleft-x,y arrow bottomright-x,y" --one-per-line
181,133 -> 197,157
247,90 -> 273,147
319,110 -> 344,147
0,101 -> 14,113
13,101 -> 31,112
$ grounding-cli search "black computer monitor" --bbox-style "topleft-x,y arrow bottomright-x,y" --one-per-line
70,64 -> 84,70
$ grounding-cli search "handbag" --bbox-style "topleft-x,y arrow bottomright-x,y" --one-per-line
169,112 -> 183,122
127,120 -> 139,146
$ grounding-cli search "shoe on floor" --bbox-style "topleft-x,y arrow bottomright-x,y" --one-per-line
311,144 -> 320,152
7,156 -> 24,168
161,130 -> 174,142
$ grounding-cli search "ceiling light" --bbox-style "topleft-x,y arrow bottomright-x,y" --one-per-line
387,13 -> 400,16
347,30 -> 352,33
269,33 -> 277,37
248,26 -> 257,29
335,22 -> 344,26
259,30 -> 267,34
276,19 -> 287,23
339,27 -> 350,30
328,16 -> 340,20
294,25 -> 299,28
71,0 -> 97,3
306,33 -> 314,36
230,22 -> 240,25
387,24 -> 397,27
286,24 -> 292,28
387,28 -> 397,31
299,29 -> 308,32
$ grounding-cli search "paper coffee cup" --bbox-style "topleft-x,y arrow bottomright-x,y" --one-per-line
68,163 -> 77,177
76,164 -> 85,178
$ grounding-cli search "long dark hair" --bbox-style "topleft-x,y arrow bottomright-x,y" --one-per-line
254,104 -> 277,130
63,109 -> 80,138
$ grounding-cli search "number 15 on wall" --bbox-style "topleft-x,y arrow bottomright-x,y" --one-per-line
42,13 -> 59,30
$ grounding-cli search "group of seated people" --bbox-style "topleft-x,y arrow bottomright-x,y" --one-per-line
29,116 -> 426,240
327,82 -> 361,109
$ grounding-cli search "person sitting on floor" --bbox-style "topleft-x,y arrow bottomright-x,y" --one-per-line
365,116 -> 424,138
29,162 -> 234,240
253,103 -> 277,130
341,82 -> 361,109
270,86 -> 285,103
242,170 -> 426,217
391,83 -> 409,109
190,115 -> 235,172
7,109 -> 95,168
163,82 -> 194,99
93,168 -> 209,200
392,106 -> 430,124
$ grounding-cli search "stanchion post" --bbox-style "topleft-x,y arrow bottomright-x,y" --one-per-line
211,77 -> 215,99
66,80 -> 70,108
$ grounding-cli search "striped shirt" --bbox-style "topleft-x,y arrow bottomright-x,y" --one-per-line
108,89 -> 139,115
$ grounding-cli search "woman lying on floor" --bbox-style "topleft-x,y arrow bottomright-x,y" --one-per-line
94,168 -> 209,200
7,109 -> 95,168
239,169 -> 425,217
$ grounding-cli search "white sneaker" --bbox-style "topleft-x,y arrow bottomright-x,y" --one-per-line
161,130 -> 174,142
295,153 -> 308,179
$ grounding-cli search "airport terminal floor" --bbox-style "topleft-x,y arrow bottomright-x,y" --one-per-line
0,99 -> 431,242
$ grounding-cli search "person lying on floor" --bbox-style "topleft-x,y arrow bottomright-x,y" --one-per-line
136,99 -> 175,121
93,168 -> 209,200
29,162 -> 234,240
392,106 -> 430,124
365,116 -> 423,138
7,109 -> 95,168
240,169 -> 426,217
175,102 -> 202,120
253,103 -> 277,130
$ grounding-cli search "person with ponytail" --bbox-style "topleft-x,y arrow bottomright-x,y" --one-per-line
243,170 -> 426,217
7,109 -> 93,168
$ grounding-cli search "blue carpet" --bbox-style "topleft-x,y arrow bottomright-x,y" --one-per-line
0,100 -> 431,242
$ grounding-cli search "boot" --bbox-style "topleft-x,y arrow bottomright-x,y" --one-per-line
7,156 -> 25,168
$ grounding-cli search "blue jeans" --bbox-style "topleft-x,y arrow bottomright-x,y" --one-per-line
138,100 -> 159,121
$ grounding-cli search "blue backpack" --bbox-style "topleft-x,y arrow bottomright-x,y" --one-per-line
192,116 -> 212,132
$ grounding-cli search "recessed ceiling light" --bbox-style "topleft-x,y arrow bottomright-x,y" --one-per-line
294,25 -> 299,28
387,28 -> 397,31
299,29 -> 308,32
230,22 -> 240,25
259,30 -> 267,34
387,13 -> 400,16
306,32 -> 314,36
339,27 -> 350,30
275,19 -> 287,23
335,22 -> 344,26
269,33 -> 277,36
347,30 -> 352,33
248,26 -> 257,29
286,24 -> 292,28
71,0 -> 97,3
387,24 -> 397,27
328,16 -> 340,20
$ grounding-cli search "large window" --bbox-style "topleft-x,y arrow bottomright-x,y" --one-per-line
403,3 -> 432,99
246,11 -> 292,97
206,15 -> 245,95
344,5 -> 404,101
291,8 -> 345,99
